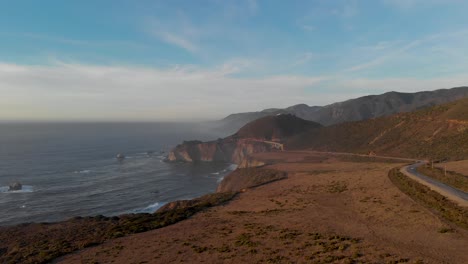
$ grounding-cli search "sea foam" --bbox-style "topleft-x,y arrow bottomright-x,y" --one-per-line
0,185 -> 34,193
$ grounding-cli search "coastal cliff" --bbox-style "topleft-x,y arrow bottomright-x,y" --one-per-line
167,138 -> 278,164
167,114 -> 322,164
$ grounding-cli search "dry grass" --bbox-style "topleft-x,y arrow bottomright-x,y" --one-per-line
417,165 -> 468,192
58,157 -> 468,264
0,192 -> 236,264
388,167 -> 468,229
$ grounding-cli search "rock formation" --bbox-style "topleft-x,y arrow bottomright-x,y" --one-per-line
167,138 -> 276,164
167,114 -> 321,164
8,182 -> 22,191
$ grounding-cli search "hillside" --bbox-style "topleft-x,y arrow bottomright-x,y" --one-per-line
234,114 -> 322,141
217,86 -> 468,134
287,98 -> 468,160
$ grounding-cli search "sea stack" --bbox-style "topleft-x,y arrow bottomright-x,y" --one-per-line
8,182 -> 22,191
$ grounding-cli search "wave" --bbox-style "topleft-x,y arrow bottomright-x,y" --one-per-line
132,202 -> 165,214
0,185 -> 34,193
217,176 -> 225,183
227,164 -> 238,171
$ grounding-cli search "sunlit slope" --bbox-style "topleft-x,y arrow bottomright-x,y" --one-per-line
287,98 -> 468,160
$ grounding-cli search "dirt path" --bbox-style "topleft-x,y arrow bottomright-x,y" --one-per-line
57,154 -> 468,264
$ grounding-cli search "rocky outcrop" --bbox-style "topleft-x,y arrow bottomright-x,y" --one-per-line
216,168 -> 287,193
238,156 -> 266,168
167,138 -> 277,164
167,114 -> 321,164
156,192 -> 237,213
8,182 -> 22,191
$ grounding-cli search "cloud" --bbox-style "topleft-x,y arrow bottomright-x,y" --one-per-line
247,0 -> 258,14
153,31 -> 198,53
345,39 -> 421,72
344,29 -> 468,72
1,58 -> 466,122
146,17 -> 200,53
0,32 -> 147,49
291,52 -> 315,67
383,0 -> 463,9
336,75 -> 468,93
0,61 -> 324,121
331,0 -> 359,18
298,23 -> 316,32
383,0 -> 421,9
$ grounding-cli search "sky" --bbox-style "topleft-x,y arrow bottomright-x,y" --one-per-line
1,0 -> 468,121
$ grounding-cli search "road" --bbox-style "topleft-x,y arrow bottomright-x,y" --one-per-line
298,150 -> 419,162
277,150 -> 467,207
401,162 -> 468,207
297,150 -> 468,207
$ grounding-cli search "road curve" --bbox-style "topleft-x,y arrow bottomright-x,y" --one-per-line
400,163 -> 468,207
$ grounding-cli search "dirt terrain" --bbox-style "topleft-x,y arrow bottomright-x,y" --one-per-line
57,152 -> 468,264
437,160 -> 468,176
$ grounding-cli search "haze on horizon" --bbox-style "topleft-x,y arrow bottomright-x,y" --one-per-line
1,0 -> 468,122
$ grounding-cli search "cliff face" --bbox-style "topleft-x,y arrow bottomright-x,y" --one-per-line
167,114 -> 320,164
167,138 -> 277,164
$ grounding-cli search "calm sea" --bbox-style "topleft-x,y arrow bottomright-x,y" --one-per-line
0,122 -> 233,226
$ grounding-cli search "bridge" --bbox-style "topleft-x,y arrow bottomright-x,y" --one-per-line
240,138 -> 284,151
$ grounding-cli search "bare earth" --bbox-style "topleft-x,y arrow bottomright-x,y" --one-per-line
58,152 -> 468,264
437,160 -> 468,176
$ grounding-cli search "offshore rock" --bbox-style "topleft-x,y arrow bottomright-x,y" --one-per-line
8,182 -> 22,191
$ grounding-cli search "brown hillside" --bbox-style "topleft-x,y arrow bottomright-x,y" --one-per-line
287,98 -> 468,160
234,114 -> 322,141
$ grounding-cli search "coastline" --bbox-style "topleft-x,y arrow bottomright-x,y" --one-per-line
57,151 -> 468,264
3,151 -> 468,264
0,161 -> 245,263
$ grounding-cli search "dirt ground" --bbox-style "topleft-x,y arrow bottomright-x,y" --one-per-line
437,160 -> 468,176
57,152 -> 468,264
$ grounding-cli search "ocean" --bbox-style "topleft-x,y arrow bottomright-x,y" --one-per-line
0,122 -> 233,226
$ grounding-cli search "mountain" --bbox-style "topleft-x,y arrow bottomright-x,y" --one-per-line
235,114 -> 322,141
287,98 -> 468,160
167,114 -> 321,163
216,86 -> 468,134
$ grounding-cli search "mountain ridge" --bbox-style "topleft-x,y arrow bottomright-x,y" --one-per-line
287,98 -> 468,160
216,86 -> 468,134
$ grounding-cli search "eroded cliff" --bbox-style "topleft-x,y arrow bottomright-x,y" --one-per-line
167,138 -> 278,164
167,114 -> 321,164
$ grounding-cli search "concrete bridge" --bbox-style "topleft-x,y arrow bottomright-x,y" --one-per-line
241,138 -> 284,151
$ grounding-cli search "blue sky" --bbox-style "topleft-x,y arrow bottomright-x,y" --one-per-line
1,0 -> 468,121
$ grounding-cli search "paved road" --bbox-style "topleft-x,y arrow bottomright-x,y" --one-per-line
401,162 -> 468,207
299,150 -> 419,162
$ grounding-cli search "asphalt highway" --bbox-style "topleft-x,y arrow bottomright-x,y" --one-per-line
402,162 -> 468,207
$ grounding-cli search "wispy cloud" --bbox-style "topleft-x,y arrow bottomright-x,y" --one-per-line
0,60 -> 324,121
344,29 -> 468,72
298,23 -> 316,32
153,30 -> 198,53
382,0 -> 462,9
291,52 -> 315,67
336,75 -> 468,92
332,0 -> 359,18
345,39 -> 421,72
146,16 -> 201,53
0,32 -> 147,49
247,0 -> 258,14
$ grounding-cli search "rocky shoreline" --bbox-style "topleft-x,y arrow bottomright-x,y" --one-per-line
0,154 -> 285,264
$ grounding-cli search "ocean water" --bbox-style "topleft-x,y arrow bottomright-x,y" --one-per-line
0,122 -> 234,226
